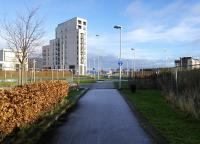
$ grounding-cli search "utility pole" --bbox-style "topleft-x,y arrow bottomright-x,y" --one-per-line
114,25 -> 122,89
131,48 -> 135,78
93,58 -> 96,79
88,59 -> 90,75
96,34 -> 100,80
126,59 -> 129,77
98,56 -> 100,80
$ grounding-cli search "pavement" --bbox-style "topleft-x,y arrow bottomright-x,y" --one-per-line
39,81 -> 151,144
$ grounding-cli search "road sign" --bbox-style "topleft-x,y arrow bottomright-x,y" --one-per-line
118,61 -> 123,66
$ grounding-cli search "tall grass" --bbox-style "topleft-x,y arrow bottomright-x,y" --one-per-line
133,69 -> 200,119
160,70 -> 200,119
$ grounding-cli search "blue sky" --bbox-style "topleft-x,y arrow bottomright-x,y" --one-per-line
0,0 -> 200,69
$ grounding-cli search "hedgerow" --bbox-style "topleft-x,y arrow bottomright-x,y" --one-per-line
0,80 -> 69,135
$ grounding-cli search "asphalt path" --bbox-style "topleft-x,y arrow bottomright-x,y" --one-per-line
39,81 -> 151,144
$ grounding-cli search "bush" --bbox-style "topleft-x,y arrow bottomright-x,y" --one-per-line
128,80 -> 136,93
158,70 -> 200,119
135,74 -> 159,89
133,69 -> 200,119
0,80 -> 69,135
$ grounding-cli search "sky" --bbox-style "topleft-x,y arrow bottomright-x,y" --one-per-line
0,0 -> 200,69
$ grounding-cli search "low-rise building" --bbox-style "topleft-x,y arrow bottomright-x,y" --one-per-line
0,49 -> 22,71
175,57 -> 200,69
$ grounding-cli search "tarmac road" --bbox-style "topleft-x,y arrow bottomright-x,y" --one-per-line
39,81 -> 151,144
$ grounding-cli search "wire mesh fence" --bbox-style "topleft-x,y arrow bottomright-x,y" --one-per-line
0,69 -> 73,87
127,64 -> 200,119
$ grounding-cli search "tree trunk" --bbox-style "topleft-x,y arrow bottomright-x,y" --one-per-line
20,63 -> 25,86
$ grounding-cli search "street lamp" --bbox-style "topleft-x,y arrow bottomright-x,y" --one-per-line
96,34 -> 100,80
114,25 -> 122,89
131,48 -> 135,78
126,59 -> 129,77
93,58 -> 96,79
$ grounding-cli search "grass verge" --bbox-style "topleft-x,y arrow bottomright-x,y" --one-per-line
74,79 -> 96,84
0,82 -> 17,87
119,82 -> 200,144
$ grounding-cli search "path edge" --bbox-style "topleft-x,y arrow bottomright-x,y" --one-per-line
118,90 -> 168,144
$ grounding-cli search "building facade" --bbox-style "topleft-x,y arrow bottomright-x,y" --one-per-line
175,57 -> 200,69
42,17 -> 87,75
0,49 -> 22,71
28,57 -> 43,70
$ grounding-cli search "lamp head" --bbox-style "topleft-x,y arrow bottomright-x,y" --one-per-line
114,25 -> 122,29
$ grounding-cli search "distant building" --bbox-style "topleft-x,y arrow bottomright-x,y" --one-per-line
28,57 -> 43,70
0,48 -> 23,71
42,40 -> 54,69
42,17 -> 87,75
175,57 -> 200,69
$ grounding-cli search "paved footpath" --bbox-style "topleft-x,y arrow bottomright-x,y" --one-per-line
39,81 -> 151,144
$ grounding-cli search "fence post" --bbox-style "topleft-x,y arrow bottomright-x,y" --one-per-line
18,68 -> 20,85
25,70 -> 27,84
51,69 -> 54,80
4,70 -> 6,81
33,59 -> 36,82
175,68 -> 178,97
57,70 -> 58,80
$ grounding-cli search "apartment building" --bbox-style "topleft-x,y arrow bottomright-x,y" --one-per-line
28,57 -> 43,70
0,48 -> 23,71
175,57 -> 200,69
42,17 -> 87,75
42,40 -> 54,69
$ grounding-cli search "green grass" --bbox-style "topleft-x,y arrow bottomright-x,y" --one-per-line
121,86 -> 200,144
0,82 -> 17,87
74,79 -> 96,84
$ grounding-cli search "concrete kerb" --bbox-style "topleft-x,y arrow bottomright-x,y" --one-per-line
118,90 -> 168,144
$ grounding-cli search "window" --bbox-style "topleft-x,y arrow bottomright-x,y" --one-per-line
15,64 -> 20,71
78,20 -> 82,24
78,25 -> 82,29
83,21 -> 86,25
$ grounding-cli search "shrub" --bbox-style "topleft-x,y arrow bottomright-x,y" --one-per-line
128,80 -> 136,93
0,80 -> 69,135
158,70 -> 200,119
133,69 -> 200,119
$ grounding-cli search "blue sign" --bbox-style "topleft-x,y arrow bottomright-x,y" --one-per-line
118,60 -> 123,66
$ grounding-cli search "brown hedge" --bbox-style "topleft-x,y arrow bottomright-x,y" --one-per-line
0,80 -> 69,135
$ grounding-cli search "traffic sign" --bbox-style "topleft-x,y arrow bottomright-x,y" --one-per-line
118,61 -> 123,66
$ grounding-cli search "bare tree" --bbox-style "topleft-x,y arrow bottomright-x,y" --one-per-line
0,8 -> 45,85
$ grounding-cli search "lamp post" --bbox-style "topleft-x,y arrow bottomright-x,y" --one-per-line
88,59 -> 90,75
93,58 -> 96,79
96,34 -> 100,80
126,59 -> 129,77
114,25 -> 122,89
131,48 -> 135,78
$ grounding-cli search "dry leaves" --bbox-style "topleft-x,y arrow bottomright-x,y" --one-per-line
0,80 -> 69,135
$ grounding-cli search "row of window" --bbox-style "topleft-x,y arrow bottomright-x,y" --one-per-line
78,20 -> 87,26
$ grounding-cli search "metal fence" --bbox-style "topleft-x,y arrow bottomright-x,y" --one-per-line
0,69 -> 73,87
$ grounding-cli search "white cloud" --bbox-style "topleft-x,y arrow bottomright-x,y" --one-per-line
122,1 -> 200,43
124,22 -> 200,43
